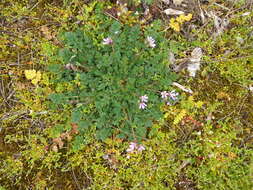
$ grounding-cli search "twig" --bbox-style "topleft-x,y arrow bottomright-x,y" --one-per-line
213,2 -> 231,11
28,1 -> 41,11
72,168 -> 82,190
104,12 -> 121,23
172,82 -> 193,94
0,30 -> 19,38
237,93 -> 249,115
6,90 -> 15,101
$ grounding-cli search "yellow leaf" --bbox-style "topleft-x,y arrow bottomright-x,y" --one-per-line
176,15 -> 185,24
24,69 -> 37,80
164,112 -> 170,119
184,13 -> 193,21
173,109 -> 187,125
31,78 -> 39,85
176,14 -> 193,24
24,70 -> 41,85
169,18 -> 180,32
196,101 -> 204,108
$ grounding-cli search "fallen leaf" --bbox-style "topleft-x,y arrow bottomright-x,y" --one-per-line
162,0 -> 170,4
52,145 -> 58,152
200,9 -> 205,24
187,47 -> 202,77
40,25 -> 54,40
168,51 -> 175,65
65,63 -> 78,71
15,82 -> 27,90
71,123 -> 79,135
164,8 -> 184,15
173,0 -> 184,6
190,47 -> 202,62
210,11 -> 229,37
53,137 -> 64,149
25,61 -> 33,65
61,132 -> 72,141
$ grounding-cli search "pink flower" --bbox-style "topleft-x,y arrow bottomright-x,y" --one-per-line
169,90 -> 179,101
102,37 -> 113,45
139,95 -> 148,109
147,36 -> 156,48
129,142 -> 137,149
166,101 -> 172,106
140,95 -> 148,103
126,142 -> 137,153
161,91 -> 169,99
139,102 -> 147,109
137,145 -> 145,152
126,142 -> 145,153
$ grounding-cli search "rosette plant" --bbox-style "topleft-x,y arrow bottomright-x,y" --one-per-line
48,19 -> 177,142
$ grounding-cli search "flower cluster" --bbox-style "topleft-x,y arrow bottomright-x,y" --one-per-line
139,95 -> 148,109
126,142 -> 145,153
160,90 -> 179,105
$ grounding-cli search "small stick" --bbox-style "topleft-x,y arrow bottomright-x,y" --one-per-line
104,12 -> 122,23
72,168 -> 82,190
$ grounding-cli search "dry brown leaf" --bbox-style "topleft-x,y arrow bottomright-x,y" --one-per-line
25,61 -> 33,65
60,132 -> 67,139
65,63 -> 78,71
52,145 -> 58,152
71,123 -> 79,135
66,133 -> 72,141
15,82 -> 27,90
61,132 -> 72,141
40,25 -> 54,40
53,137 -> 64,149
